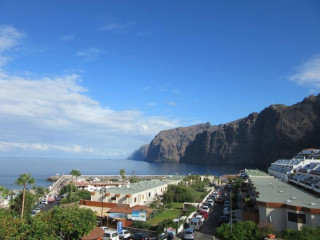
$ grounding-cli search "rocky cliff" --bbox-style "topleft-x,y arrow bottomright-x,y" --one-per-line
145,122 -> 217,162
127,144 -> 149,161
129,94 -> 320,166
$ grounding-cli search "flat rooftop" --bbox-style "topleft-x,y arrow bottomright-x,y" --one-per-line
245,169 -> 269,177
98,176 -> 183,195
248,173 -> 320,209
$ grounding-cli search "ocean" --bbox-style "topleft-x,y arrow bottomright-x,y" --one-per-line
0,157 -> 254,189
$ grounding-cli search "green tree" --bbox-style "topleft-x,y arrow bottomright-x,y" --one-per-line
0,208 -> 29,240
120,169 -> 126,182
216,221 -> 258,240
163,185 -> 194,203
51,206 -> 96,240
70,169 -> 81,183
77,190 -> 91,200
15,173 -> 35,219
10,191 -> 35,218
59,183 -> 77,196
28,211 -> 59,240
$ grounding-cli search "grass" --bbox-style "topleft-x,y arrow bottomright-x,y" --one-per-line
146,184 -> 210,226
147,202 -> 184,226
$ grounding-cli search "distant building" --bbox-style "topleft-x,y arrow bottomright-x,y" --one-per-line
267,149 -> 320,195
243,169 -> 320,231
89,176 -> 182,207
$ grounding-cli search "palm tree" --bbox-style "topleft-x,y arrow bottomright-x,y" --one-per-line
70,169 -> 81,183
15,173 -> 35,219
70,169 -> 81,193
120,169 -> 126,182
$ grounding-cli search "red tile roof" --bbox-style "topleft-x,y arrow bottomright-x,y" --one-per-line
81,227 -> 104,240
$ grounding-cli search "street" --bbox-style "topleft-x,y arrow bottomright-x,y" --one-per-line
177,185 -> 228,240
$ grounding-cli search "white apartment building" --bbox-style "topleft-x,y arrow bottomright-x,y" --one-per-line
245,169 -> 320,231
90,177 -> 182,207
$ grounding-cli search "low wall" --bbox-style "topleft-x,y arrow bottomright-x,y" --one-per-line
80,200 -> 129,208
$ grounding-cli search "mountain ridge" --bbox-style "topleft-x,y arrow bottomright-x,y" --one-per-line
128,94 -> 320,166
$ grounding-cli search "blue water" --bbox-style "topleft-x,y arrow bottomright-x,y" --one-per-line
0,158 -> 252,189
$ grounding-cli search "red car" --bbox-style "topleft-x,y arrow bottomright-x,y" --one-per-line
199,210 -> 208,219
215,197 -> 225,204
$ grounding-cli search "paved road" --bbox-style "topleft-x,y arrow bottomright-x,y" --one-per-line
177,185 -> 229,240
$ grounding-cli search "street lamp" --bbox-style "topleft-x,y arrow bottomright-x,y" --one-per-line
100,186 -> 106,226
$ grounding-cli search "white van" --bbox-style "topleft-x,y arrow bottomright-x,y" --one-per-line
103,230 -> 119,240
190,217 -> 202,230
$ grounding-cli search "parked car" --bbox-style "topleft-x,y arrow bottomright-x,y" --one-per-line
194,214 -> 205,224
224,200 -> 230,207
103,230 -> 119,240
215,197 -> 224,204
207,199 -> 214,203
202,202 -> 212,209
206,202 -> 213,208
119,230 -> 131,239
190,217 -> 202,230
152,232 -> 168,240
31,210 -> 37,217
131,232 -> 149,240
34,208 -> 41,213
223,207 -> 230,215
219,215 -> 229,224
101,226 -> 109,232
183,228 -> 195,240
199,210 -> 208,219
56,196 -> 62,201
201,205 -> 210,213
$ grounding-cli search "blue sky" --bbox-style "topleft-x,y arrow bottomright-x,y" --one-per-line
0,0 -> 319,158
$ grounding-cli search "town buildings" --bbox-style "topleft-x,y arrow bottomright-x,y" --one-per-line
268,149 -> 320,195
244,169 -> 320,231
89,176 -> 182,207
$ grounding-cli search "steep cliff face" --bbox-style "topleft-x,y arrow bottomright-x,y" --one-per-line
130,94 -> 320,167
251,95 -> 320,165
145,122 -> 217,162
181,94 -> 320,166
181,113 -> 258,164
127,144 -> 149,161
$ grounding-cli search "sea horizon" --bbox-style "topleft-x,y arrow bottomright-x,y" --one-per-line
0,157 -> 261,190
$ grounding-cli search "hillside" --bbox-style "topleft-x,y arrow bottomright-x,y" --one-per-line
129,94 -> 320,166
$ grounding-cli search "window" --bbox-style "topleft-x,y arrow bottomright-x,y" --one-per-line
134,197 -> 137,203
288,212 -> 306,223
149,192 -> 151,197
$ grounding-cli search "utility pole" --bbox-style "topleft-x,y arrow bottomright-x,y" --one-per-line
230,186 -> 232,234
100,187 -> 106,226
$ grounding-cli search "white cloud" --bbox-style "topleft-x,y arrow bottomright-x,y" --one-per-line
289,55 -> 320,89
0,71 -> 179,158
76,47 -> 104,61
0,25 -> 24,67
0,25 -> 179,158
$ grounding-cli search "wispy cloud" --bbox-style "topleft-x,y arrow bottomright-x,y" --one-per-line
76,47 -> 104,61
59,35 -> 74,42
146,102 -> 156,106
0,25 -> 25,67
169,102 -> 177,106
136,31 -> 152,37
289,55 -> 320,89
99,22 -> 133,32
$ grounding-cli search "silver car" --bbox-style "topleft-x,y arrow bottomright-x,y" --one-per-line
183,228 -> 195,240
